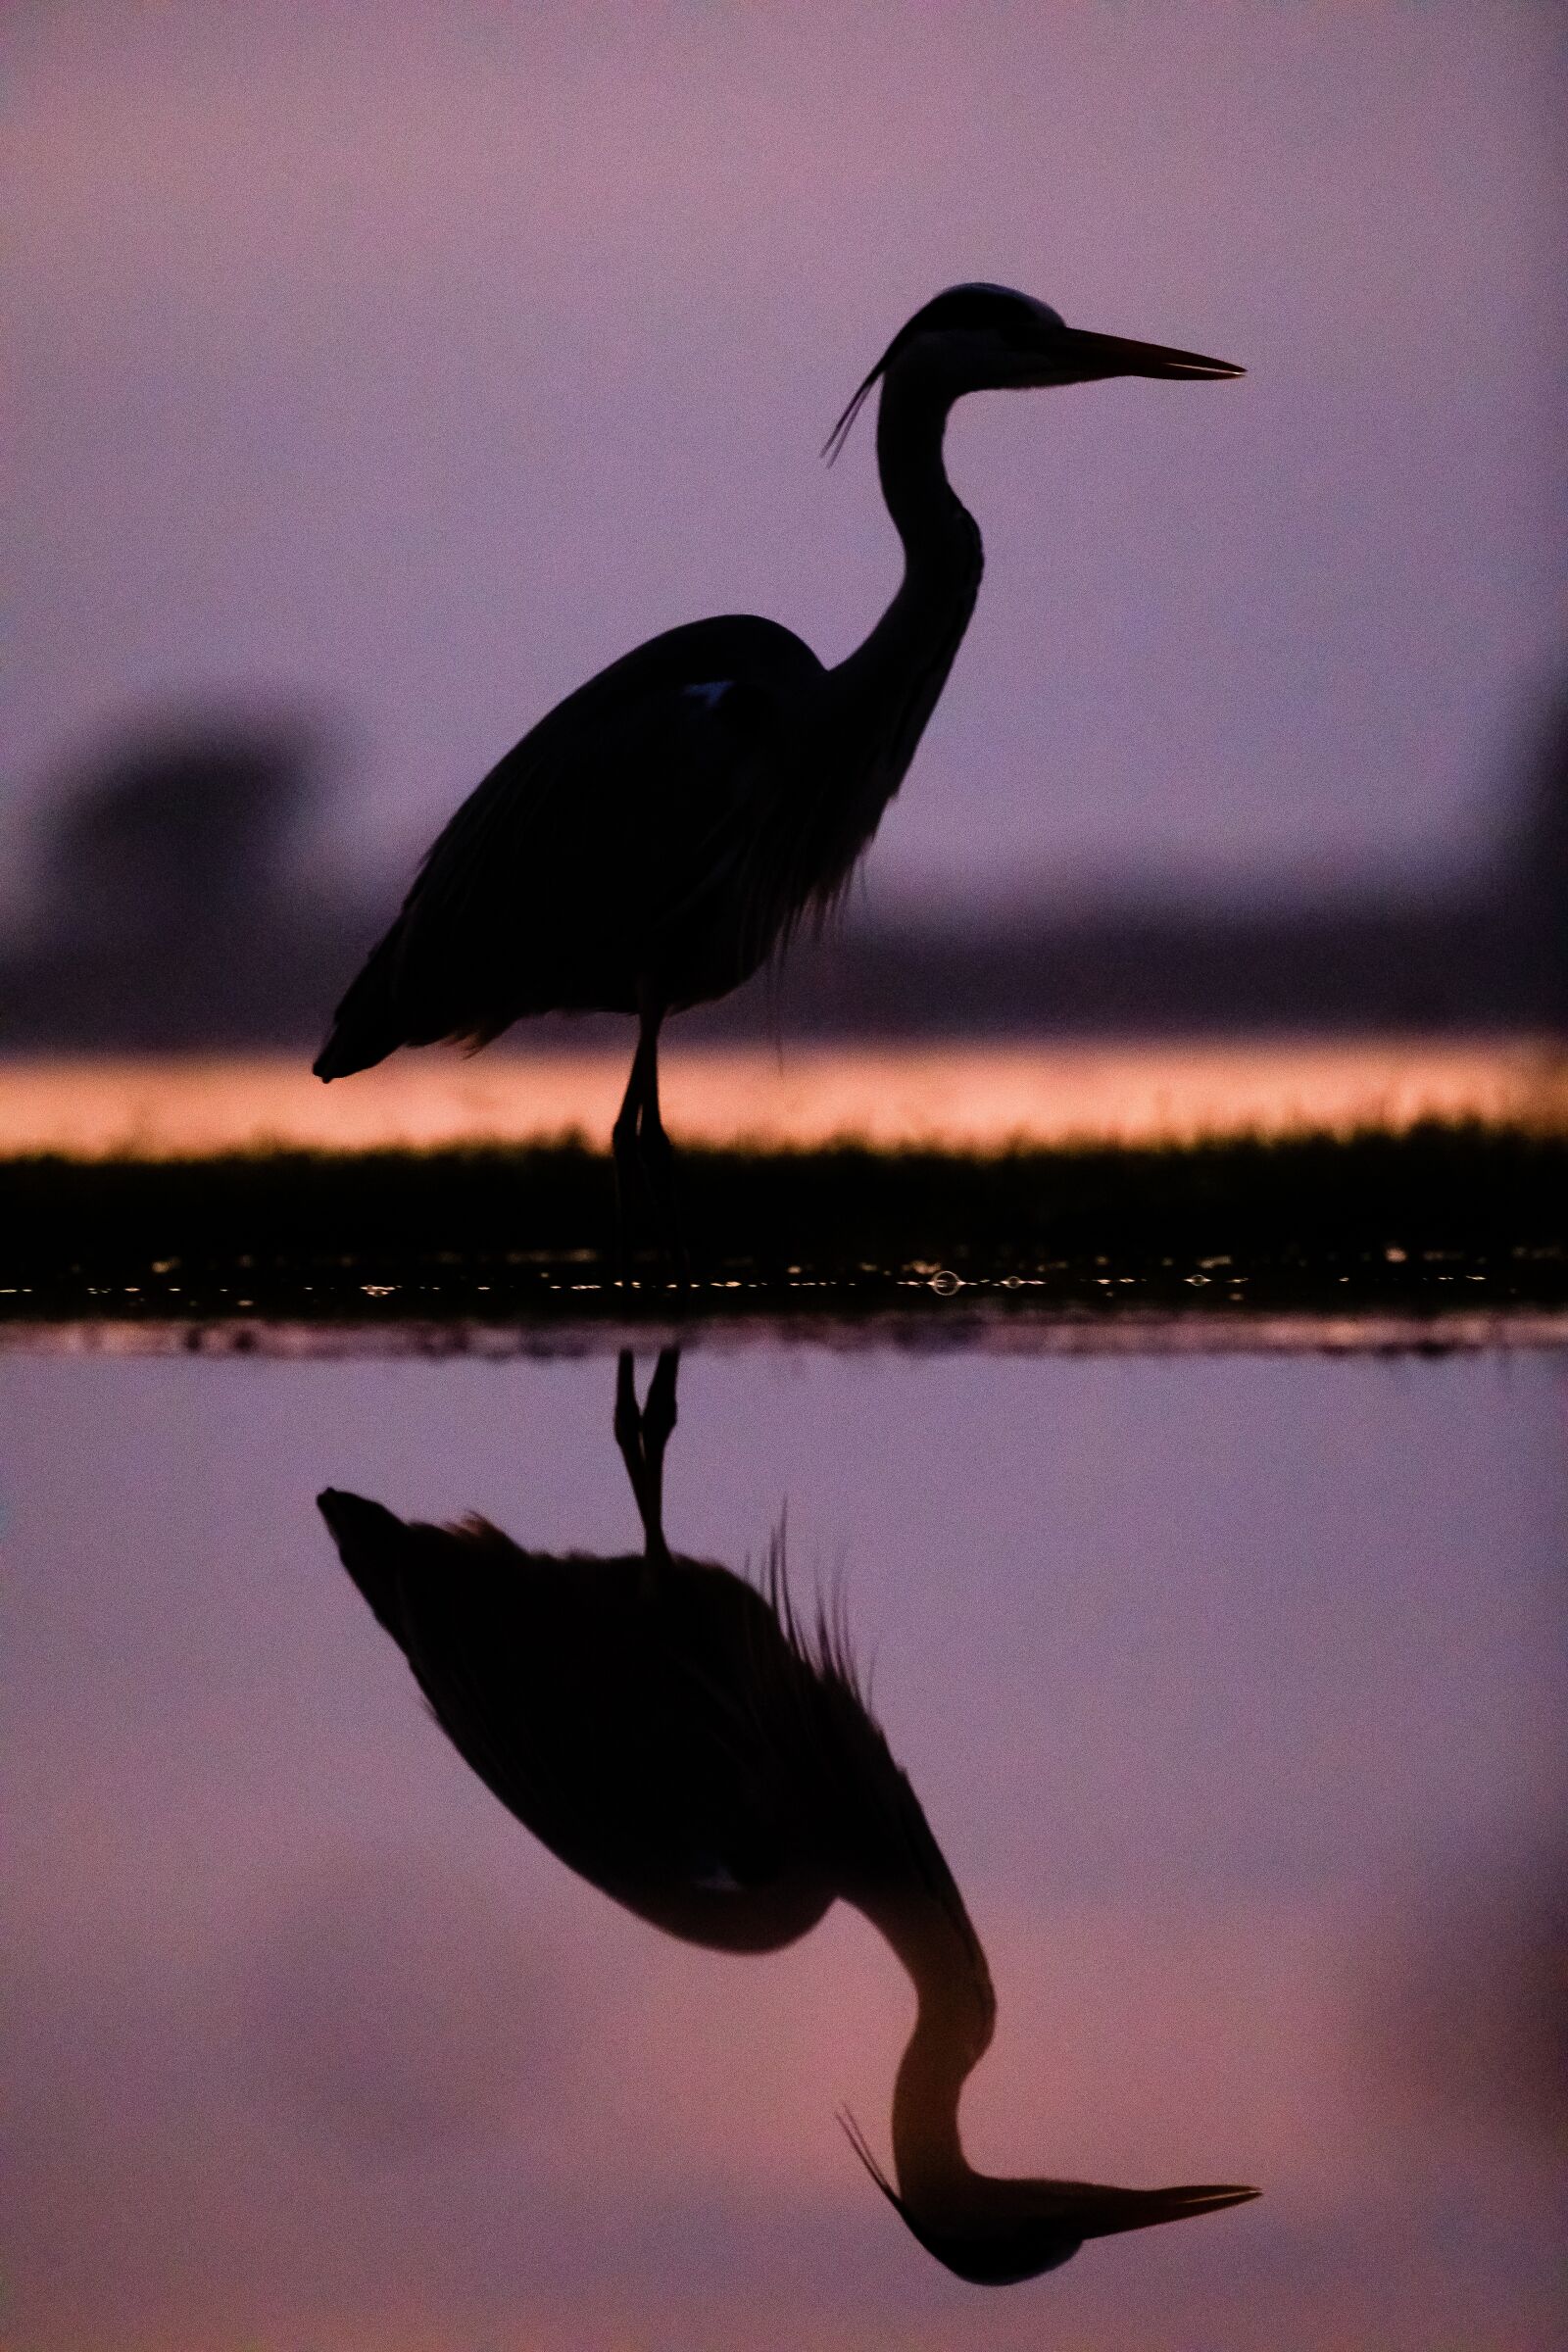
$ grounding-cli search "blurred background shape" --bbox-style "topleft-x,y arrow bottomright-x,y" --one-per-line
244,1842 -> 564,2161
1,710 -> 368,1049
2,685 -> 1563,1049
1356,1846 -> 1568,2156
7,0 -> 1565,1045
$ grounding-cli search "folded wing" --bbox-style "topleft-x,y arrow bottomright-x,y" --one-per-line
315,614 -> 822,1076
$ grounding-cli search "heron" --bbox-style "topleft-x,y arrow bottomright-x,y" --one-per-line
318,1348 -> 1257,2282
313,284 -> 1243,1258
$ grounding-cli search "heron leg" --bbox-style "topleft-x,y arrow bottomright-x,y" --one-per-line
611,1067 -> 639,1286
612,1012 -> 662,1284
633,999 -> 689,1285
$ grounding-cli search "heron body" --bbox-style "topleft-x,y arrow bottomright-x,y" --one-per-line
313,285 -> 1242,1251
318,1349 -> 1257,2282
318,616 -> 825,1049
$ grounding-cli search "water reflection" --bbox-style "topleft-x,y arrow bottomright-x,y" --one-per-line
318,1346 -> 1257,2286
5,1344 -> 1561,2347
1361,1845 -> 1568,2149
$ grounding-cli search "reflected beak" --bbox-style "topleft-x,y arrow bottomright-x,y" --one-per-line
1056,328 -> 1245,381
1068,2180 -> 1261,2237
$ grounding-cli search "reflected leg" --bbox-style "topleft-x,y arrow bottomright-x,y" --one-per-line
639,1347 -> 680,1539
612,1347 -> 680,1566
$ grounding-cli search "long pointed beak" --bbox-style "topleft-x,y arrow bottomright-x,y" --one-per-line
1069,2180 -> 1261,2236
1059,328 -> 1245,381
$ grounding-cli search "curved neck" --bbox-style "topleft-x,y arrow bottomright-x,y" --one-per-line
856,1879 -> 996,2206
830,368 -> 984,778
878,368 -> 974,557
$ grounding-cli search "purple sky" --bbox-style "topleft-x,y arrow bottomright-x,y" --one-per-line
7,1 -> 1565,932
4,1343 -> 1564,2348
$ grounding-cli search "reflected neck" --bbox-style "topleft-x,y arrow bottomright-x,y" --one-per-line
858,1882 -> 996,2206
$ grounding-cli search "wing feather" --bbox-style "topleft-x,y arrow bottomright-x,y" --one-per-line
317,616 -> 821,1071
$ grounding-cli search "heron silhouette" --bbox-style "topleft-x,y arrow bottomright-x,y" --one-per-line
318,1348 -> 1257,2283
314,285 -> 1242,1257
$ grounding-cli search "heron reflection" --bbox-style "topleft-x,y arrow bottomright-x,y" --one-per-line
318,1348 -> 1256,2283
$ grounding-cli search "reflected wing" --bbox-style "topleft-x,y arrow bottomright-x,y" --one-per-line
318,1490 -> 834,1950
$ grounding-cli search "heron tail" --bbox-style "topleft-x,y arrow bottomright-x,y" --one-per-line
313,926 -> 408,1080
317,1487 -> 417,1639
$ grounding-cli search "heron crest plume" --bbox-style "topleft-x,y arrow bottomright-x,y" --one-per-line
822,281 -> 1069,463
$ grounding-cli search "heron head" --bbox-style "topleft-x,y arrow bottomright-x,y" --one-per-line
824,281 -> 1244,460
838,2108 -> 1258,2285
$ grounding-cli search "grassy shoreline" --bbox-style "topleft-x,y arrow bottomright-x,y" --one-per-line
3,1120 -> 1565,1326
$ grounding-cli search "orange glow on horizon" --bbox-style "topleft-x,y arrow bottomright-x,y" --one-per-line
0,1037 -> 1562,1158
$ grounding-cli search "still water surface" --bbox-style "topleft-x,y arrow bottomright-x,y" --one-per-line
4,1341 -> 1563,2350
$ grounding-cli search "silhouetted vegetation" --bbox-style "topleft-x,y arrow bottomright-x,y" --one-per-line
2,1120 -> 1562,1327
